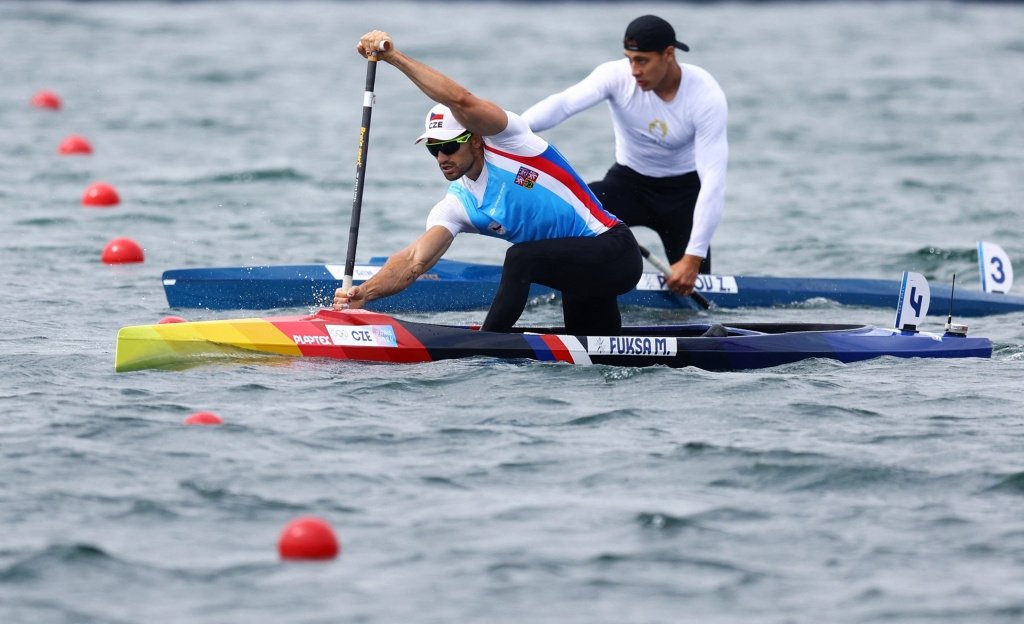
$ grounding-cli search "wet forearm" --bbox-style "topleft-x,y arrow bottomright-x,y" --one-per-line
358,255 -> 427,302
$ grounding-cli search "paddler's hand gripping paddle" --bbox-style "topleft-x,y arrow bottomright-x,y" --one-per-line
638,245 -> 712,310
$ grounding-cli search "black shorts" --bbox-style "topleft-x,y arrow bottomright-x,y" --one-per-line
482,224 -> 642,335
590,163 -> 710,273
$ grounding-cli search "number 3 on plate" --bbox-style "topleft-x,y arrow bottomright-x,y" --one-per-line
978,241 -> 1014,294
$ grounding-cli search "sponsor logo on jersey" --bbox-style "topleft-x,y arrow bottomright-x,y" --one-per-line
487,221 -> 507,236
647,119 -> 668,138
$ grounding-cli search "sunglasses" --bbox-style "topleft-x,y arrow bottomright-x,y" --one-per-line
425,132 -> 472,157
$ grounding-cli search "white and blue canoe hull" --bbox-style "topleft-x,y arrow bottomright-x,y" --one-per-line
161,258 -> 1024,317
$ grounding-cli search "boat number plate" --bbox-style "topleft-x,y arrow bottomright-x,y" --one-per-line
327,265 -> 380,280
587,336 -> 678,357
324,324 -> 398,347
635,273 -> 738,294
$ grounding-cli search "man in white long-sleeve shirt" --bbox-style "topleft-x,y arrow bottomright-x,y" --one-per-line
522,14 -> 727,297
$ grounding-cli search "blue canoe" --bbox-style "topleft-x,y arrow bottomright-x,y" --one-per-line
161,258 -> 1024,317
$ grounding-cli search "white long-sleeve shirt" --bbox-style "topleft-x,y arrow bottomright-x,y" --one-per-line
523,58 -> 728,258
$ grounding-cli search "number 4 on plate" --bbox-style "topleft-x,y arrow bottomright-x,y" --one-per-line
894,271 -> 931,332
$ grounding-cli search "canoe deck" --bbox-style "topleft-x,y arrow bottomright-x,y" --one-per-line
115,309 -> 993,373
161,258 -> 1024,317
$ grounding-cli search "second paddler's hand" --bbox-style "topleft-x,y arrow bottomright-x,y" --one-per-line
333,286 -> 366,310
665,254 -> 703,296
357,30 -> 393,59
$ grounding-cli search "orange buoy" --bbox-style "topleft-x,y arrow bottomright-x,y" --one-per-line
31,90 -> 62,110
82,182 -> 120,207
278,516 -> 340,560
184,411 -> 223,425
58,134 -> 92,155
101,237 -> 144,264
158,316 -> 187,324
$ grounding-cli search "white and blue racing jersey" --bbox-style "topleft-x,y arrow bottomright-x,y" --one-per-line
426,112 -> 620,243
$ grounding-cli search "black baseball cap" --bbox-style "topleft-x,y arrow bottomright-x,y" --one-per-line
623,15 -> 689,53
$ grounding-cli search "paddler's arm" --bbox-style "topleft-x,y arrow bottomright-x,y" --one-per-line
668,80 -> 729,297
333,226 -> 454,309
522,64 -> 610,132
665,255 -> 704,296
356,30 -> 507,136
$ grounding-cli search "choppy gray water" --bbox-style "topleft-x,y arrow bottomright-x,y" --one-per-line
2,1 -> 1024,622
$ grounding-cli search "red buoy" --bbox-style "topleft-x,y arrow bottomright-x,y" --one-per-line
184,411 -> 223,425
31,90 -> 62,110
58,134 -> 92,155
82,182 -> 120,207
158,316 -> 187,324
278,516 -> 340,560
101,237 -> 144,264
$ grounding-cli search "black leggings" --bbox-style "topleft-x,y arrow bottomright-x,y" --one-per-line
590,164 -> 711,272
481,224 -> 642,335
